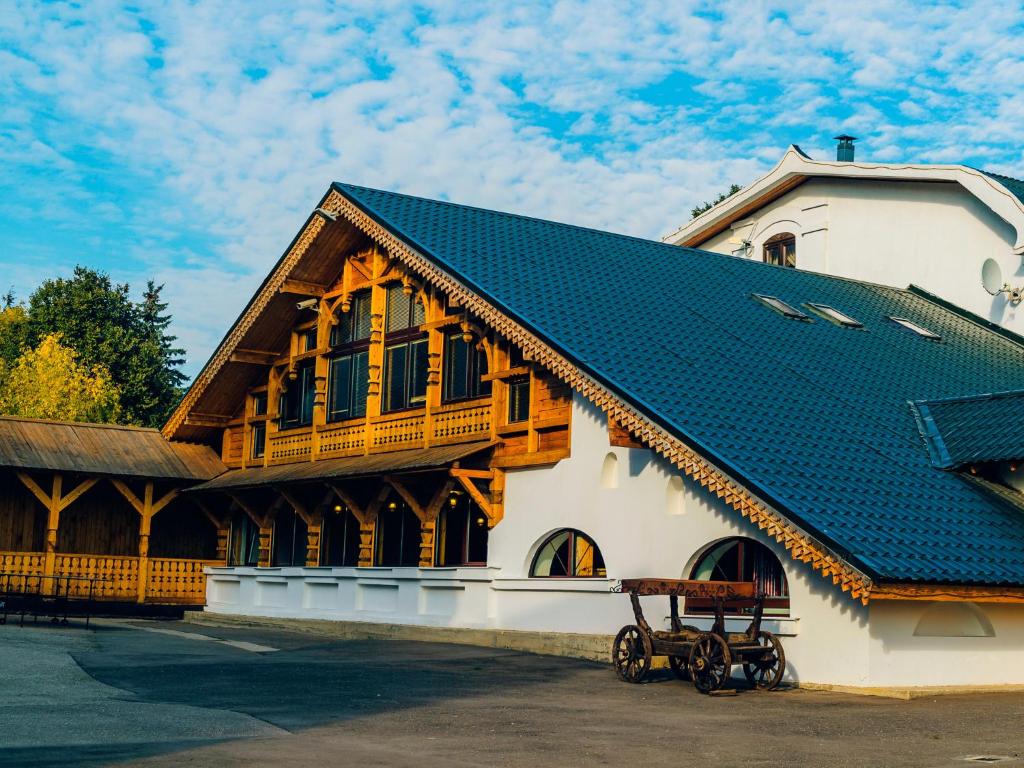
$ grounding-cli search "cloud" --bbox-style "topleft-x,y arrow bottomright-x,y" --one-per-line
2,0 -> 1023,378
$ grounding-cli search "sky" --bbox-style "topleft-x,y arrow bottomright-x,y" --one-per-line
3,1 -> 1024,379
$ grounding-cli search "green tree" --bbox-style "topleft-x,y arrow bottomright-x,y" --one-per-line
0,294 -> 30,369
25,267 -> 186,427
691,183 -> 743,219
0,334 -> 121,422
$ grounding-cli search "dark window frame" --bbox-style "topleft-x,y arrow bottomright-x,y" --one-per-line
763,232 -> 796,268
278,360 -> 316,430
687,536 -> 790,616
330,289 -> 373,348
435,494 -> 489,567
327,348 -> 370,423
529,528 -> 606,578
251,423 -> 266,459
442,331 -> 492,403
507,375 -> 530,423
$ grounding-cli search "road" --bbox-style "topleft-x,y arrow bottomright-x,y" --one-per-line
1,618 -> 1022,767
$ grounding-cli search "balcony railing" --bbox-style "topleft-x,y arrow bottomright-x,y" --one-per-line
0,551 -> 215,605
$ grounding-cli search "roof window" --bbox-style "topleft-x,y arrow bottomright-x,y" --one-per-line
752,294 -> 809,320
889,317 -> 941,340
806,303 -> 863,328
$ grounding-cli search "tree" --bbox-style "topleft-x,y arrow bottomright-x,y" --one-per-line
25,267 -> 186,427
0,299 -> 29,370
0,334 -> 121,423
691,183 -> 743,219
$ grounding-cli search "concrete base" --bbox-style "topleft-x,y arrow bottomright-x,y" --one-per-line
186,611 -> 614,663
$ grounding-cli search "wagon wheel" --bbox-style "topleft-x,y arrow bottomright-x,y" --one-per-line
688,633 -> 731,694
742,631 -> 786,690
668,654 -> 691,681
612,625 -> 653,683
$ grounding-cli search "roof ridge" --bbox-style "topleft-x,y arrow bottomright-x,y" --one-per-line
912,388 -> 1024,407
332,181 -> 682,252
0,415 -> 160,433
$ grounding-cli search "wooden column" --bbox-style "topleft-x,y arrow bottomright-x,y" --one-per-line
365,248 -> 387,421
17,472 -> 97,587
111,480 -> 178,603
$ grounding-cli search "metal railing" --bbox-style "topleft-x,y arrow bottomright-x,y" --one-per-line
0,572 -> 105,629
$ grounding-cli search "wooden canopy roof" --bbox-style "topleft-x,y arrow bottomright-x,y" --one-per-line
0,416 -> 226,481
187,441 -> 493,493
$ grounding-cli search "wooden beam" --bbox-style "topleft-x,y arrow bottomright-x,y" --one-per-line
183,413 -> 232,428
16,471 -> 54,510
870,583 -> 1024,604
194,497 -> 227,529
230,349 -> 279,366
111,479 -> 146,516
425,479 -> 455,522
384,476 -> 425,521
448,468 -> 493,480
327,484 -> 367,522
277,487 -> 313,526
150,488 -> 179,517
56,478 -> 98,512
279,279 -> 326,297
227,493 -> 273,528
451,473 -> 492,520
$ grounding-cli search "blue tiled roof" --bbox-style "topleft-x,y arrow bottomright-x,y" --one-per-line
910,390 -> 1024,470
334,182 -> 1024,586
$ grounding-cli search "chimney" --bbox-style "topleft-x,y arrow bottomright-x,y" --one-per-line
835,135 -> 857,162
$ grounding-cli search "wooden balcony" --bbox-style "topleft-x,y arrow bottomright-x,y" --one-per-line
0,551 -> 216,605
266,398 -> 494,465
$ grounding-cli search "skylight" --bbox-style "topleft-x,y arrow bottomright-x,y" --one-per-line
889,316 -> 941,340
752,294 -> 809,320
806,303 -> 863,328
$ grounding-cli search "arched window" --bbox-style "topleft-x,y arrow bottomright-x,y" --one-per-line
689,537 -> 789,615
763,233 -> 796,268
530,529 -> 606,577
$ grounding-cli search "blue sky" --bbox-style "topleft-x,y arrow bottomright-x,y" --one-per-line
3,1 -> 1024,378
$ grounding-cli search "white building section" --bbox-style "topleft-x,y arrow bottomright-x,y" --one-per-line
665,145 -> 1024,334
206,394 -> 1024,689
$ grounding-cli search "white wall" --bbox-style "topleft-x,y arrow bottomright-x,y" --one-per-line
698,178 -> 1024,333
207,394 -> 877,687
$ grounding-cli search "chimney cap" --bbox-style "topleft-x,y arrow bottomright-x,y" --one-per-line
834,134 -> 858,142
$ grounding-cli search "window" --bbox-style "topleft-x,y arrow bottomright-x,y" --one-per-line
278,361 -> 316,429
384,338 -> 429,411
530,529 -> 606,577
443,332 -> 491,402
889,316 -> 941,340
806,303 -> 862,328
251,392 -> 267,459
322,507 -> 361,567
382,284 -> 428,413
327,350 -> 369,421
300,328 -> 318,352
273,507 -> 308,567
385,283 -> 426,333
508,376 -> 530,423
763,233 -> 796,268
330,289 -> 372,347
251,423 -> 266,459
435,491 -> 489,566
752,294 -> 809,320
689,537 -> 789,615
228,511 -> 261,566
252,393 -> 268,416
374,495 -> 422,567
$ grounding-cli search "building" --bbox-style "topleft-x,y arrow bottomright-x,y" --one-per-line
159,182 -> 1024,691
664,140 -> 1024,336
0,417 -> 224,605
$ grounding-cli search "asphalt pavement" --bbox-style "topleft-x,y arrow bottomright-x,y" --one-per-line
1,618 -> 1023,767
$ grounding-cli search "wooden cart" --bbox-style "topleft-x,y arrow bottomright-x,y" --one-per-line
611,578 -> 786,693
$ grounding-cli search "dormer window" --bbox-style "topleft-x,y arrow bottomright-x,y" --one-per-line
889,316 -> 941,340
752,294 -> 809,320
763,233 -> 796,268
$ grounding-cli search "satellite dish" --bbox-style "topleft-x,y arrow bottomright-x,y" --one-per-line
982,258 -> 1004,295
